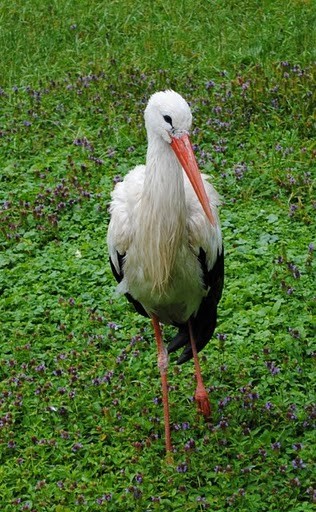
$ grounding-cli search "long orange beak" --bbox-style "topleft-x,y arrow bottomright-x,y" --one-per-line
171,133 -> 215,227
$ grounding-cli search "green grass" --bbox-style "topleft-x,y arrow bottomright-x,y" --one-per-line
0,1 -> 315,511
1,0 -> 316,86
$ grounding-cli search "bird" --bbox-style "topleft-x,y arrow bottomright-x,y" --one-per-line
107,90 -> 224,454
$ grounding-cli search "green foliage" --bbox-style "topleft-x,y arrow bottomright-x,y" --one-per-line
0,1 -> 315,511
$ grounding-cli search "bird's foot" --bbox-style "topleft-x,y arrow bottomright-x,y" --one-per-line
165,450 -> 174,465
195,385 -> 211,419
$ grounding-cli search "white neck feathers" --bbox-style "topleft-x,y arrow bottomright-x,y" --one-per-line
135,135 -> 186,294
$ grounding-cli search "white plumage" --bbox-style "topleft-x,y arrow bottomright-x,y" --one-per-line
107,90 -> 224,453
107,90 -> 222,324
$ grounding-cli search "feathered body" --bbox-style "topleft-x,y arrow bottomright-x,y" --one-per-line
107,90 -> 224,363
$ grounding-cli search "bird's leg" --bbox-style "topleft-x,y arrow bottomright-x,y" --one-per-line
152,315 -> 172,455
188,320 -> 211,419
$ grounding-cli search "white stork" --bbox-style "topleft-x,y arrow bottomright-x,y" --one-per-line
107,90 -> 224,454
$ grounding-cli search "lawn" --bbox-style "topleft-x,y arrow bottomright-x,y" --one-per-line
0,1 -> 315,510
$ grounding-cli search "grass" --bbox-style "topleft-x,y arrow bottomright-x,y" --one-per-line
0,0 -> 315,510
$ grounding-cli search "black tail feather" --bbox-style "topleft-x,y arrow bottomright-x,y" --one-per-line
168,294 -> 218,364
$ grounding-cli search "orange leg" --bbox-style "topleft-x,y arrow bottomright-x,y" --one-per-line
188,320 -> 211,419
152,315 -> 172,453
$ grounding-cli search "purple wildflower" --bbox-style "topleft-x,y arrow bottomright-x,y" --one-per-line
206,80 -> 216,89
71,442 -> 83,452
96,494 -> 112,504
184,438 -> 196,451
292,443 -> 303,451
290,477 -> 301,487
306,487 -> 316,503
271,441 -> 281,450
292,457 -> 306,469
265,361 -> 280,375
176,462 -> 188,473
107,322 -> 120,330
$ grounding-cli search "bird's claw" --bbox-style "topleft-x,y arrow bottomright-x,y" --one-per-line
195,387 -> 211,419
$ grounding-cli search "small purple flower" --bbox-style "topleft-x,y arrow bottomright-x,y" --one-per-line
107,147 -> 116,158
306,487 -> 316,503
213,144 -> 227,153
72,442 -> 83,452
176,462 -> 188,473
75,495 -> 86,505
135,473 -> 143,483
289,204 -> 298,216
107,322 -> 120,330
35,363 -> 46,373
184,438 -> 196,451
287,174 -> 296,185
265,361 -> 280,375
126,486 -> 142,499
271,441 -> 281,450
288,328 -> 300,339
196,496 -> 210,509
292,457 -> 306,469
287,262 -> 301,279
213,105 -> 222,114
219,396 -> 231,408
96,493 -> 112,504
292,443 -> 303,451
290,477 -> 301,487
206,80 -> 216,89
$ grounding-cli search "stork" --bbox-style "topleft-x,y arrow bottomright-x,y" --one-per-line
107,90 -> 224,454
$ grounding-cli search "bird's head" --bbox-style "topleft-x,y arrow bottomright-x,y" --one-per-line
144,90 -> 192,143
144,90 -> 215,226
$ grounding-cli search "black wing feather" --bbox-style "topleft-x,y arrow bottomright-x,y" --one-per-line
168,246 -> 224,364
109,253 -> 149,318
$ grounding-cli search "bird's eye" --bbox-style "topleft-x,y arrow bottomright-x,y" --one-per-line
163,115 -> 173,126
